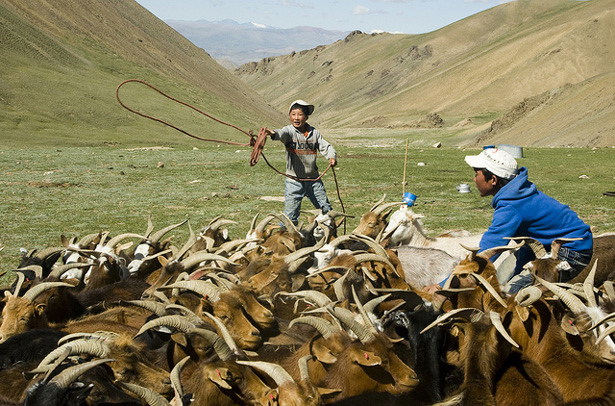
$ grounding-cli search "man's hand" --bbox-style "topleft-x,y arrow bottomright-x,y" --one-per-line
329,158 -> 337,167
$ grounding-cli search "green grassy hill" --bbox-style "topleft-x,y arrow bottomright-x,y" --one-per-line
235,0 -> 615,147
0,0 -> 287,149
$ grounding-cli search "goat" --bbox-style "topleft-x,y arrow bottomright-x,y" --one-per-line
422,308 -> 562,406
352,195 -> 401,240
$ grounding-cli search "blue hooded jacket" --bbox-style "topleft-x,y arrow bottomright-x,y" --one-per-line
479,167 -> 593,255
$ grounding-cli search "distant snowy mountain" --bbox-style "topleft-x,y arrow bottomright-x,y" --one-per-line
165,19 -> 350,67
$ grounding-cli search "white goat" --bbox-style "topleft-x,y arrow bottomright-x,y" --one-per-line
394,245 -> 460,289
381,205 -> 482,259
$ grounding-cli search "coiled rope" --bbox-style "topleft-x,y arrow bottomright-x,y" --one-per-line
115,79 -> 334,181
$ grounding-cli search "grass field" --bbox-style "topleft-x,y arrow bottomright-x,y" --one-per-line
1,139 -> 614,275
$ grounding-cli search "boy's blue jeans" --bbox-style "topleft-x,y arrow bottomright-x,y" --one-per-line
284,178 -> 331,225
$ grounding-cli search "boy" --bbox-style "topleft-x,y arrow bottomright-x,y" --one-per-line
265,100 -> 337,225
464,148 -> 593,291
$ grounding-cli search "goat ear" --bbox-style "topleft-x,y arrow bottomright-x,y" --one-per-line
515,306 -> 530,322
560,314 -> 580,336
353,350 -> 382,367
208,367 -> 233,390
170,332 -> 189,347
34,302 -> 47,315
312,340 -> 337,364
158,256 -> 169,267
318,387 -> 342,398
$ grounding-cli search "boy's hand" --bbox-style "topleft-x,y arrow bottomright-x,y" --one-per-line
329,158 -> 337,167
264,127 -> 275,136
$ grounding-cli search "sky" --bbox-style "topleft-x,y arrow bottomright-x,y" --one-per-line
134,0 -> 513,34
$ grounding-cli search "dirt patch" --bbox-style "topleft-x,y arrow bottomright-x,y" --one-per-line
26,181 -> 77,188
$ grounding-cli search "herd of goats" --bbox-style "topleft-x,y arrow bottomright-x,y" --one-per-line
1,194 -> 615,406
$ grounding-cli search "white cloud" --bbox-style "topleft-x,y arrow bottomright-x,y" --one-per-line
353,5 -> 370,15
251,22 -> 267,28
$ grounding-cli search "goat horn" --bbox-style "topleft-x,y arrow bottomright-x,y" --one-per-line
22,281 -> 74,302
32,246 -> 65,260
35,339 -> 110,372
16,265 -> 43,279
308,265 -> 350,278
534,275 -> 586,314
118,300 -> 167,316
144,215 -> 155,238
103,233 -> 145,249
236,360 -> 295,386
47,262 -> 91,279
216,238 -> 259,255
331,306 -> 375,344
174,222 -> 196,260
420,307 -> 485,334
476,240 -> 525,260
285,227 -> 330,266
170,356 -> 190,402
165,304 -> 206,326
349,234 -> 388,258
372,202 -> 403,216
208,218 -> 238,231
515,286 -> 543,307
506,237 -> 547,258
159,280 -> 221,302
364,293 -> 392,316
58,331 -> 118,345
11,272 -> 26,297
77,233 -> 101,248
298,355 -> 313,381
489,311 -> 519,348
50,358 -> 115,389
583,260 -> 599,308
149,219 -> 188,244
116,382 -> 171,406
369,194 -> 387,212
596,323 -> 615,345
179,252 -> 237,271
604,281 -> 615,302
249,212 -> 261,232
276,290 -> 333,308
187,328 -> 234,361
352,285 -> 378,334
254,214 -> 278,233
202,311 -> 241,357
136,315 -> 196,337
353,253 -> 395,273
289,316 -> 339,340
333,271 -> 351,301
470,272 -> 508,308
590,312 -> 615,331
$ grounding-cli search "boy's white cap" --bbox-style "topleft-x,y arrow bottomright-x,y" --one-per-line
289,99 -> 314,115
464,148 -> 518,179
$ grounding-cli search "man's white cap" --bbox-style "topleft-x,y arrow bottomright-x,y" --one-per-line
289,99 -> 314,115
464,148 -> 518,180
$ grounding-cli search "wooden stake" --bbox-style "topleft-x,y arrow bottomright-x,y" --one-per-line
402,138 -> 409,195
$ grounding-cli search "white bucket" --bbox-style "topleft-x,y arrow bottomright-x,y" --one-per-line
497,144 -> 524,158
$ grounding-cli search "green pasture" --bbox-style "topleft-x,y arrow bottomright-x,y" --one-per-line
1,140 -> 614,278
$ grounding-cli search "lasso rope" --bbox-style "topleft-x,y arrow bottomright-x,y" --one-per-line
115,79 -> 333,181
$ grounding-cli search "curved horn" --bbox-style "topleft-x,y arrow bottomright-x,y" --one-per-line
136,315 -> 196,337
489,311 -> 519,348
289,316 -> 339,340
470,272 -> 508,308
119,300 -> 168,316
477,240 -> 525,260
349,234 -> 388,258
298,355 -> 313,381
353,253 -> 395,272
116,382 -> 171,406
187,328 -> 234,361
179,252 -> 238,271
330,306 -> 375,344
202,312 -> 241,357
236,360 -> 294,386
103,233 -> 145,250
171,356 -> 190,402
276,290 -> 333,308
149,219 -> 188,244
273,212 -> 300,236
534,275 -> 586,314
11,272 -> 26,296
50,358 -> 115,389
506,237 -> 547,259
22,281 -> 74,302
159,280 -> 222,302
515,286 -> 543,307
420,307 -> 485,334
48,262 -> 91,279
284,227 -> 330,266
369,194 -> 387,212
254,214 -> 278,234
352,285 -> 378,334
208,218 -> 238,231
583,260 -> 599,308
